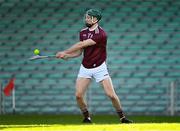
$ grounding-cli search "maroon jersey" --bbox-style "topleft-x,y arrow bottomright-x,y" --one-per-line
79,26 -> 107,68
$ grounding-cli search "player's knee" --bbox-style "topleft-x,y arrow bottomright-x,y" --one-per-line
75,93 -> 83,100
107,93 -> 117,100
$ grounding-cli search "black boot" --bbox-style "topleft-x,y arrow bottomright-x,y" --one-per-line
82,117 -> 92,123
121,117 -> 133,123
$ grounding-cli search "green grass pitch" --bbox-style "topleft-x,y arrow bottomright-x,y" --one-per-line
0,115 -> 180,131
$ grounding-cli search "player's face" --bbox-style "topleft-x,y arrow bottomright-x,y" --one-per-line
85,14 -> 93,24
84,14 -> 98,28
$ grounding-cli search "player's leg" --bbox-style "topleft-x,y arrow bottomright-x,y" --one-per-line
100,77 -> 124,116
100,77 -> 133,123
75,77 -> 92,123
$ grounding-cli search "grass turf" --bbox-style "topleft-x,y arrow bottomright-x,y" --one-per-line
0,115 -> 180,131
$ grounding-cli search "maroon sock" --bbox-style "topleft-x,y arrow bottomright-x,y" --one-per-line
117,109 -> 125,120
82,109 -> 90,118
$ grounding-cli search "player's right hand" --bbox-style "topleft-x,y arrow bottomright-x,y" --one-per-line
56,51 -> 68,60
56,51 -> 64,58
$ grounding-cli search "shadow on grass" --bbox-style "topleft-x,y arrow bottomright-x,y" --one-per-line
0,114 -> 121,130
0,114 -> 180,126
0,114 -> 121,125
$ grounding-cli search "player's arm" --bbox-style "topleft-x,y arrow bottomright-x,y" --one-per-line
56,50 -> 82,60
64,39 -> 96,54
56,39 -> 95,59
65,49 -> 83,58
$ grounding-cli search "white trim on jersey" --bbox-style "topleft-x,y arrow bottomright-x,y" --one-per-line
81,27 -> 88,31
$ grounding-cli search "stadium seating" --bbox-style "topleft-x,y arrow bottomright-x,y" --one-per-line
0,0 -> 180,115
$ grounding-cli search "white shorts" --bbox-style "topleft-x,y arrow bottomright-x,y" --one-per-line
77,62 -> 109,82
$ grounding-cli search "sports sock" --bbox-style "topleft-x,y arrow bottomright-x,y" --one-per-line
82,108 -> 90,118
117,109 -> 125,120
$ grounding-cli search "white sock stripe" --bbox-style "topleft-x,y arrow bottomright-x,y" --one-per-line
120,116 -> 125,121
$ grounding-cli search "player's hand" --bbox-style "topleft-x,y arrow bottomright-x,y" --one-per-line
56,51 -> 68,60
56,51 -> 65,58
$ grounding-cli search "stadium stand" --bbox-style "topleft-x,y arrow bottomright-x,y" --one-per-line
0,0 -> 180,115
